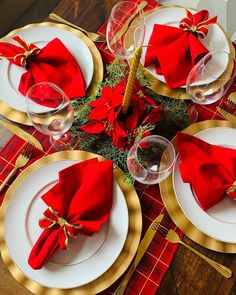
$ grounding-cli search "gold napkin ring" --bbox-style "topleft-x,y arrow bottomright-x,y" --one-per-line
40,206 -> 82,249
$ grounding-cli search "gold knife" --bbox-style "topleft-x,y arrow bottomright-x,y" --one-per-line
0,119 -> 43,151
108,1 -> 148,47
114,213 -> 164,295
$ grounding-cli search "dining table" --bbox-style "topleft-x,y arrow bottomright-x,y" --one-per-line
0,0 -> 236,294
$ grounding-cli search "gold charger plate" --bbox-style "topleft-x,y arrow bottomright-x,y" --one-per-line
0,22 -> 104,126
0,151 -> 142,294
160,120 -> 236,253
125,6 -> 234,100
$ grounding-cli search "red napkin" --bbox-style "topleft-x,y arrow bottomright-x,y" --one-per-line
176,132 -> 236,211
144,10 -> 217,89
0,36 -> 86,99
28,158 -> 113,269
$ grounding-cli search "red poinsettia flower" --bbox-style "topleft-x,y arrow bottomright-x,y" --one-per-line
80,120 -> 105,134
87,83 -> 124,120
110,119 -> 128,149
80,78 -> 163,150
111,102 -> 163,150
81,81 -> 125,134
111,106 -> 139,150
80,99 -> 120,134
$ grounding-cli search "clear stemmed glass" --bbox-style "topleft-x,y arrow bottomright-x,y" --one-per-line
186,51 -> 236,105
25,82 -> 75,151
127,135 -> 176,185
106,1 -> 145,60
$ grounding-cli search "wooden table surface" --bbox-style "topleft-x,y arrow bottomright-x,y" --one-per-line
0,1 -> 236,294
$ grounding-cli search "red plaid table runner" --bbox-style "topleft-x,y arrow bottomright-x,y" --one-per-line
0,0 -> 234,294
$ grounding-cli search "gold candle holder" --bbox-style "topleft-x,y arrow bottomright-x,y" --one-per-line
122,46 -> 142,113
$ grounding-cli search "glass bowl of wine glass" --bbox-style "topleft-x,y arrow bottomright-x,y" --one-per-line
127,135 -> 176,185
25,82 -> 75,151
106,1 -> 145,60
186,50 -> 236,105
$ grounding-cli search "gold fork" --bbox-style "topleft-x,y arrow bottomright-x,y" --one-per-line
217,106 -> 236,123
217,91 -> 236,122
0,142 -> 35,193
49,13 -> 106,42
156,223 -> 232,279
228,91 -> 236,104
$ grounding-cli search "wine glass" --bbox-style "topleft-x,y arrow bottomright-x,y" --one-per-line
186,51 -> 236,105
25,82 -> 75,151
127,135 -> 176,185
106,1 -> 145,60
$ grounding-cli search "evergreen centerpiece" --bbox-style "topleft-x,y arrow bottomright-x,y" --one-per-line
71,60 -> 189,182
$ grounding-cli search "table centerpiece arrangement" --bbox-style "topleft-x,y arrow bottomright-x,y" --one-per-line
71,59 -> 190,182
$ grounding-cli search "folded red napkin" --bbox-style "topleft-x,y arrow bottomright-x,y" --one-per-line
144,10 -> 217,89
0,36 -> 86,99
176,132 -> 236,211
28,158 -> 113,269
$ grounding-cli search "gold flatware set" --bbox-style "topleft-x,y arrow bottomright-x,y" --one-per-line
115,214 -> 232,294
49,13 -> 106,42
217,91 -> 236,123
217,108 -> 236,123
50,1 -> 147,44
0,119 -> 43,151
157,223 -> 232,279
0,141 -> 34,193
0,119 -> 43,192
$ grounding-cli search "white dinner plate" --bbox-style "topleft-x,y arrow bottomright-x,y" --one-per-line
173,127 -> 236,243
0,24 -> 94,113
140,7 -> 230,88
4,158 -> 129,289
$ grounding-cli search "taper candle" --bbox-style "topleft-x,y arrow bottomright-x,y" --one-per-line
122,46 -> 142,113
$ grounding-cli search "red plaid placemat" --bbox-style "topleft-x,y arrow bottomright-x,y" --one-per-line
0,0 -> 234,294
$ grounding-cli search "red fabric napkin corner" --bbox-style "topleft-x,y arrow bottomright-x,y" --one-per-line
28,158 -> 113,269
0,36 -> 86,99
176,132 -> 236,211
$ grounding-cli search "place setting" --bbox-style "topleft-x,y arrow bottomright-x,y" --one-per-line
0,0 -> 236,294
0,21 -> 104,125
160,119 -> 236,253
0,150 -> 142,294
123,3 -> 236,102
